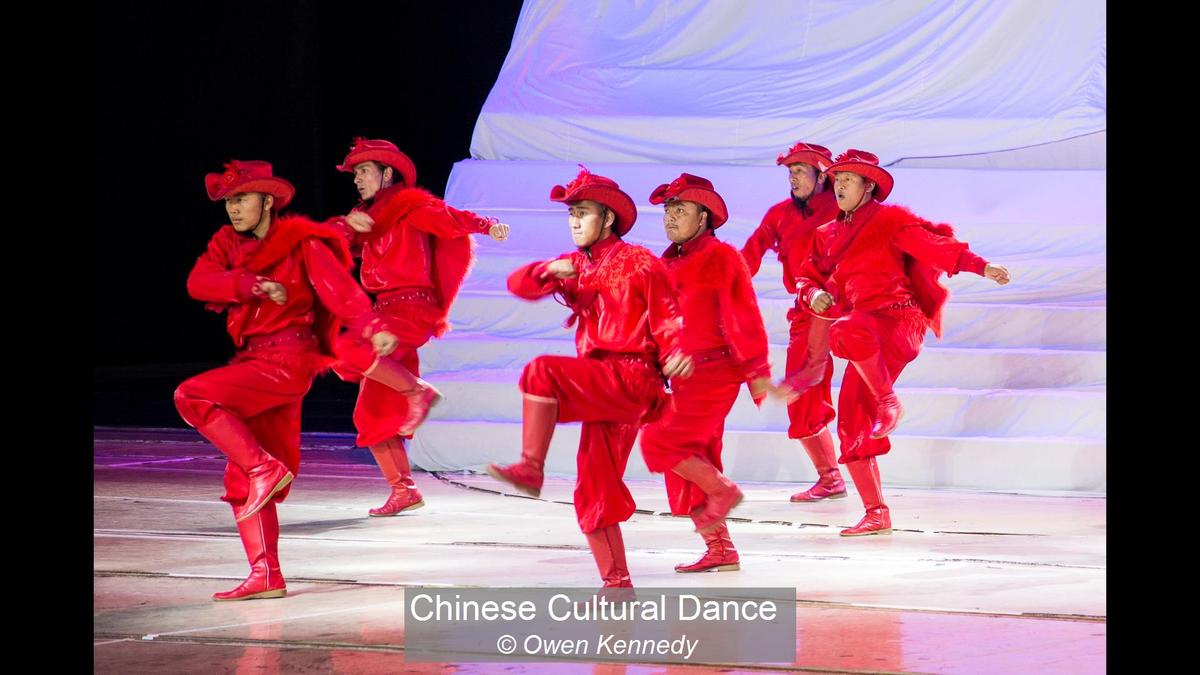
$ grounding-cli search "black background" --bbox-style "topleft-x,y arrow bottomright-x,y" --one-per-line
95,1 -> 524,429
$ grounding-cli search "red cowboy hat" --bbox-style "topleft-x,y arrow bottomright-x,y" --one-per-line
549,166 -> 638,236
204,160 -> 295,210
648,173 -> 729,229
336,137 -> 418,188
827,149 -> 894,202
776,141 -> 834,172
777,141 -> 834,190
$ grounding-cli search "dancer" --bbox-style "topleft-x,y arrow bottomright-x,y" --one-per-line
741,142 -> 845,503
486,167 -> 693,590
328,138 -> 510,516
175,160 -> 396,600
641,173 -> 775,573
794,150 -> 1011,535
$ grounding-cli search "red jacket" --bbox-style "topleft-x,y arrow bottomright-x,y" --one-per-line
662,231 -> 771,383
187,215 -> 379,362
741,191 -> 839,294
795,200 -> 988,338
331,184 -> 494,335
508,235 -> 685,368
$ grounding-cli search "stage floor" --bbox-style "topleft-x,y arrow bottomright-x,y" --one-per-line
94,428 -> 1105,673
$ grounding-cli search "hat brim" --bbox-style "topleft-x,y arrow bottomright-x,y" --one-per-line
651,187 -> 728,229
828,162 -> 893,202
550,185 -> 638,236
206,176 -> 295,210
779,151 -> 835,190
337,149 -> 418,188
777,150 -> 832,173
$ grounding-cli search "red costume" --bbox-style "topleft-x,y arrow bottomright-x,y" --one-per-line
741,142 -> 845,503
328,138 -> 499,517
639,173 -> 770,574
487,168 -> 687,590
794,150 -> 991,536
174,161 -> 386,600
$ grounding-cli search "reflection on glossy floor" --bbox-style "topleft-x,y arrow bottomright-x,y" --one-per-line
94,428 -> 1105,673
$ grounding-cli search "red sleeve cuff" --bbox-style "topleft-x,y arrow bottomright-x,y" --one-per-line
799,285 -> 820,306
348,312 -> 388,339
741,354 -> 772,382
956,249 -> 988,276
236,272 -> 261,301
533,261 -> 557,281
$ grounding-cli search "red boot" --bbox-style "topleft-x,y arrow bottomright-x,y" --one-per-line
849,351 -> 903,439
789,429 -> 847,502
783,317 -> 833,392
675,514 -> 740,573
196,413 -> 293,523
368,437 -> 425,516
363,357 -> 444,437
486,395 -> 557,497
213,502 -> 287,601
841,457 -> 892,536
670,455 -> 743,533
584,524 -> 633,588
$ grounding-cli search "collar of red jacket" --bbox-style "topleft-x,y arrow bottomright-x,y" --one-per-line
581,231 -> 622,259
665,228 -> 715,259
838,198 -> 882,224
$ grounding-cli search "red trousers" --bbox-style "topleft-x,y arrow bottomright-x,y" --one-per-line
174,350 -> 314,506
520,353 -> 666,533
785,308 -> 836,439
640,355 -> 742,516
334,300 -> 439,447
828,307 -> 926,463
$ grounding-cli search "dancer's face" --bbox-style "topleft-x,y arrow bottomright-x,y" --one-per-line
833,172 -> 874,213
353,161 -> 393,201
662,199 -> 707,244
567,200 -> 613,248
788,162 -> 824,200
225,192 -> 272,235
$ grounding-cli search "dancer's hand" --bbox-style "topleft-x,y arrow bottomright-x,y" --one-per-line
775,386 -> 801,404
663,353 -> 694,379
257,281 -> 288,305
772,379 -> 801,398
371,330 -> 399,357
345,210 -> 375,233
810,291 -> 834,313
754,377 -> 800,403
748,376 -> 786,402
488,221 -> 510,241
984,264 -> 1010,285
546,258 -> 577,279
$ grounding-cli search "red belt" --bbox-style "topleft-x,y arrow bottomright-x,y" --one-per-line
884,298 -> 919,311
241,327 -> 317,352
690,346 -> 733,365
589,350 -> 657,370
375,287 -> 437,311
